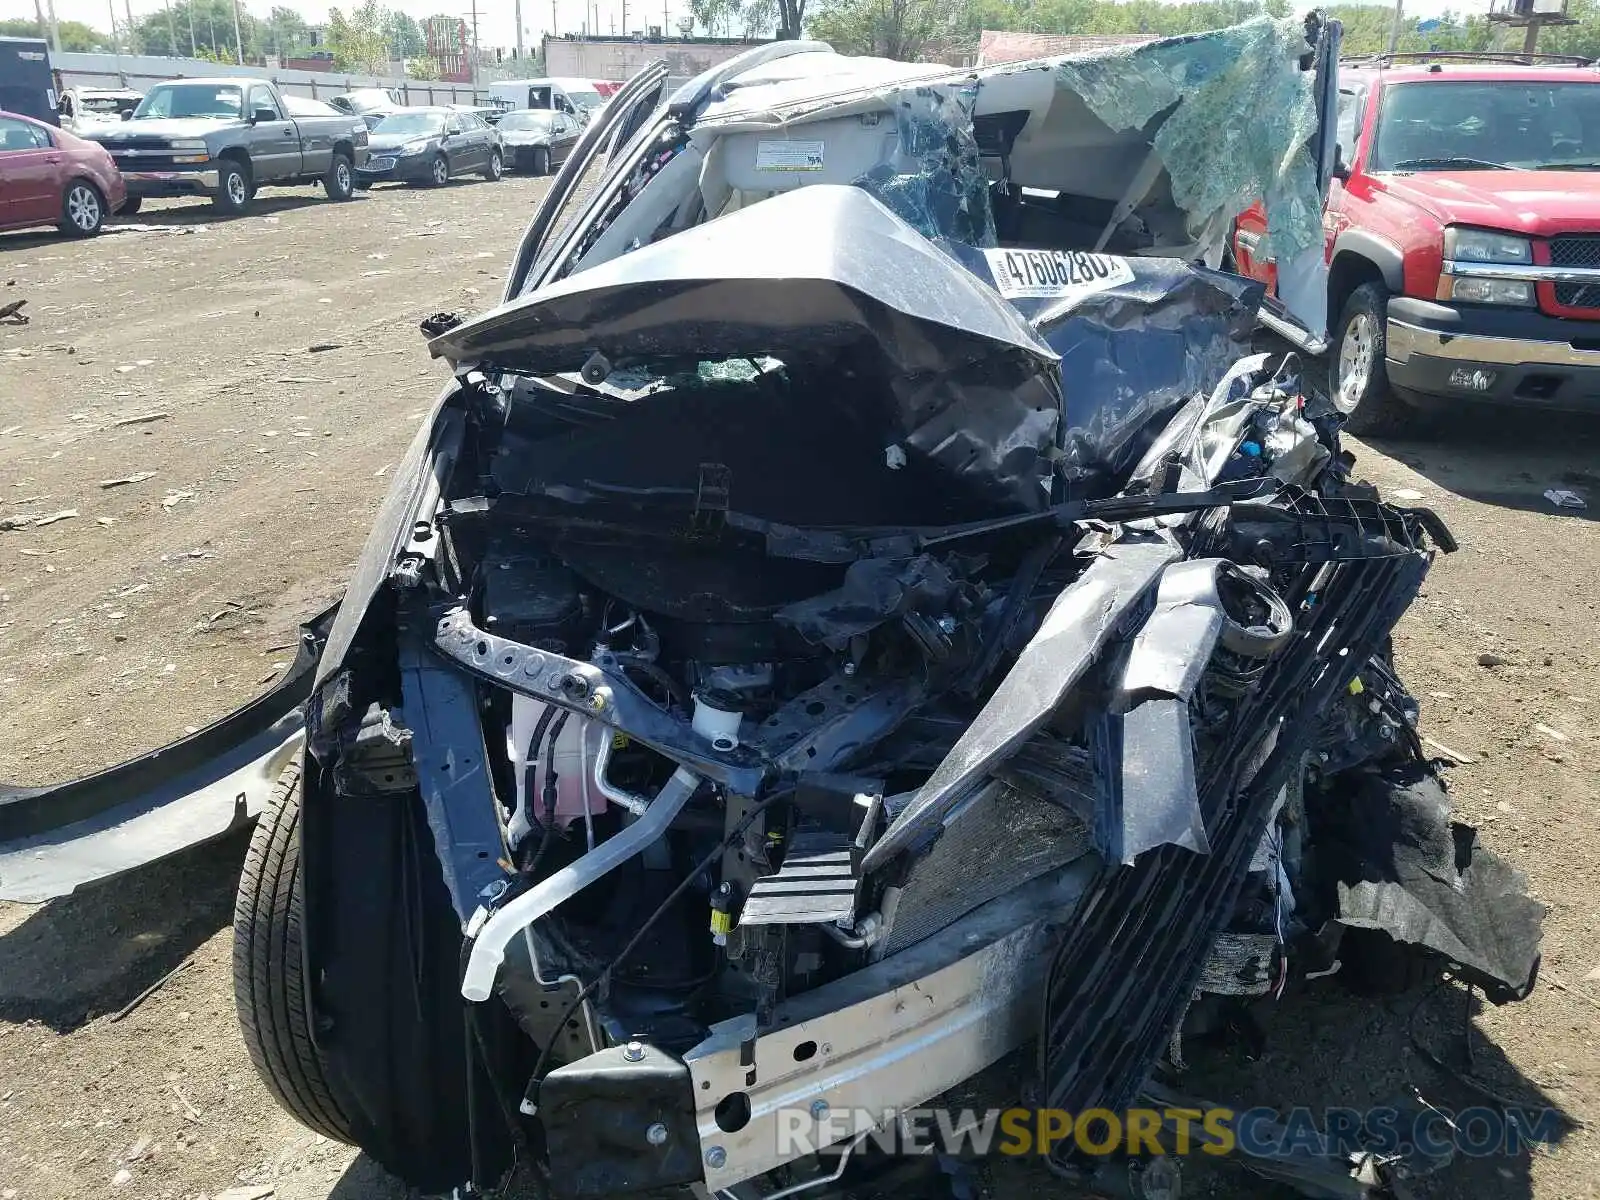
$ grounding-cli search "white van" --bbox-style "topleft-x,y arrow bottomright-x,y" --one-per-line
485,77 -> 605,120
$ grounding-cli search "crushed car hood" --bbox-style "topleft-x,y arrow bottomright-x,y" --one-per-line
431,183 -> 1057,371
432,184 -> 1063,513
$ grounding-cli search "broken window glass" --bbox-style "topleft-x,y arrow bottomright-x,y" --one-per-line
1052,17 -> 1323,263
852,82 -> 998,248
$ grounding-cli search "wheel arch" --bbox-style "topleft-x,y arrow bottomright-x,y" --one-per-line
62,174 -> 105,203
1329,230 -> 1402,318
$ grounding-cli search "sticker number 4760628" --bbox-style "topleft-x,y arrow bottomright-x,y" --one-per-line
983,248 -> 1135,300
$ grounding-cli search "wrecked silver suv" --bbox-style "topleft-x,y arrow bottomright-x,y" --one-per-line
0,19 -> 1544,1200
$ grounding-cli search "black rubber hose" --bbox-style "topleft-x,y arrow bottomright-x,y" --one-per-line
526,710 -> 571,883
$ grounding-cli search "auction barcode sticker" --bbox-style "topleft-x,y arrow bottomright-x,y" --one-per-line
983,248 -> 1135,300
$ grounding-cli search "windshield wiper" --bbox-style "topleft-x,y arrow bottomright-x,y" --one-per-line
1539,161 -> 1600,171
1390,156 -> 1513,171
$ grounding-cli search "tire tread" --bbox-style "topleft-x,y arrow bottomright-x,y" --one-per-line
233,761 -> 354,1142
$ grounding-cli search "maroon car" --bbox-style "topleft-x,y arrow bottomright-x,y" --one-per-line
0,109 -> 126,237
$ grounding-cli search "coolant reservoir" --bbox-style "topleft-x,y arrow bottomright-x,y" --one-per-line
506,695 -> 609,846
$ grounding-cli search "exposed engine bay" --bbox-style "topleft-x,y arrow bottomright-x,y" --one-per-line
284,184 -> 1546,1200
0,27 -> 1548,1200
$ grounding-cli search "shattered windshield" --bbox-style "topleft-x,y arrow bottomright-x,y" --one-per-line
1372,80 -> 1600,172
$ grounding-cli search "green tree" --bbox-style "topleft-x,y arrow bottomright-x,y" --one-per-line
327,0 -> 392,71
130,0 -> 259,59
743,0 -> 807,37
385,11 -> 427,57
0,16 -> 111,50
262,5 -> 311,54
808,0 -> 962,59
689,0 -> 744,35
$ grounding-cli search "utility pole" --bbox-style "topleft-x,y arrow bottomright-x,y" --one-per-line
552,0 -> 558,38
515,0 -> 524,58
621,0 -> 628,34
231,0 -> 244,62
469,0 -> 480,80
1524,18 -> 1541,53
1387,0 -> 1404,53
44,0 -> 60,53
186,1 -> 196,55
108,0 -> 122,55
164,0 -> 177,54
32,0 -> 54,50
125,0 -> 136,52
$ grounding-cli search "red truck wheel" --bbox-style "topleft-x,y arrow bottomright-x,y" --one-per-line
1332,282 -> 1410,437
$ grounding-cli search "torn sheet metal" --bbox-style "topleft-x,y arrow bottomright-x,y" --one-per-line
862,538 -> 1179,873
1104,698 -> 1210,866
852,82 -> 996,248
1128,353 -> 1329,502
432,185 -> 1061,513
951,249 -> 1263,499
1116,559 -> 1230,704
1096,558 -> 1254,864
1315,765 -> 1545,1003
1053,17 -> 1324,264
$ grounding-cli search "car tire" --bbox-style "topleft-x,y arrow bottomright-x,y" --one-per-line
233,759 -> 356,1144
429,154 -> 449,187
1331,282 -> 1409,437
532,146 -> 550,176
58,179 -> 105,236
214,160 -> 253,215
484,149 -> 503,181
118,194 -> 142,216
324,152 -> 355,201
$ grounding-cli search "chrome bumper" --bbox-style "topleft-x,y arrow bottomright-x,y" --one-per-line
681,864 -> 1093,1188
122,169 -> 219,191
1386,318 -> 1600,369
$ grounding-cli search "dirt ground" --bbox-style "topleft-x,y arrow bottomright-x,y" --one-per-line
1,178 -> 1598,1200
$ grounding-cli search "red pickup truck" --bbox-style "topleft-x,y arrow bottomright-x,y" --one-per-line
1233,56 -> 1600,434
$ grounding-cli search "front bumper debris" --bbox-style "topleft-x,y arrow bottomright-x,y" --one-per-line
1385,297 -> 1600,409
0,605 -> 333,901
